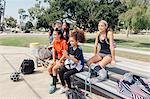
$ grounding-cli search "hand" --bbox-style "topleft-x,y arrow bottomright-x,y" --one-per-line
63,51 -> 69,58
110,60 -> 116,65
113,41 -> 116,48
52,61 -> 56,65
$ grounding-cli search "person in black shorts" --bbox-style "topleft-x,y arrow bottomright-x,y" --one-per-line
87,20 -> 116,81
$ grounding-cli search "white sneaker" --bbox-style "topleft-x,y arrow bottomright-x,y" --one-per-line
87,68 -> 108,84
97,68 -> 108,80
58,87 -> 66,94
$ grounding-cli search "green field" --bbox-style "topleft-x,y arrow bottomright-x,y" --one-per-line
0,37 -> 49,47
86,34 -> 150,51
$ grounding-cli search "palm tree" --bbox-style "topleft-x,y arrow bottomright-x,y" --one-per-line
0,0 -> 6,31
18,8 -> 26,31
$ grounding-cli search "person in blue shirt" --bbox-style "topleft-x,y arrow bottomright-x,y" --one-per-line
58,28 -> 85,93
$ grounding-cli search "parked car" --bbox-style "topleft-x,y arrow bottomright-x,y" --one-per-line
11,27 -> 20,33
24,30 -> 30,33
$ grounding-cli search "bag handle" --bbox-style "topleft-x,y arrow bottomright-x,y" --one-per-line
133,75 -> 150,92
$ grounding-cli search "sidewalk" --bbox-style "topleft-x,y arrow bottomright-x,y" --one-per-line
0,46 -> 67,99
0,46 -> 105,99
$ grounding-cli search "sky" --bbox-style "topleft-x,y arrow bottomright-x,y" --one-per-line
4,0 -> 36,21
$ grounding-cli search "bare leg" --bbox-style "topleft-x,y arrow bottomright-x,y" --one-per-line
52,61 -> 62,76
87,54 -> 102,67
98,55 -> 112,68
48,63 -> 55,74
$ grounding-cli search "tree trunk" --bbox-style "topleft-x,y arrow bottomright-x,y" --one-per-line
126,26 -> 130,38
146,28 -> 148,35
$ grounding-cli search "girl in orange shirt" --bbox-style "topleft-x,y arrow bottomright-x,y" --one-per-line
48,29 -> 68,94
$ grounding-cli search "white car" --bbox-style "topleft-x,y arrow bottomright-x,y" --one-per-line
11,27 -> 20,33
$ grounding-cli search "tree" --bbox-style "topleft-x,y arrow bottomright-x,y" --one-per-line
46,0 -> 126,31
36,17 -> 49,29
25,21 -> 33,30
144,6 -> 150,34
28,0 -> 127,31
18,8 -> 28,30
28,1 -> 42,21
30,1 -> 49,29
18,8 -> 26,20
4,16 -> 17,28
119,0 -> 150,37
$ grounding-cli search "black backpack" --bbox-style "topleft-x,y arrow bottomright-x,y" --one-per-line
66,88 -> 86,99
21,59 -> 35,74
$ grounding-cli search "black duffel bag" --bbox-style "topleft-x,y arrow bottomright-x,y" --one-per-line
66,88 -> 86,99
21,59 -> 35,74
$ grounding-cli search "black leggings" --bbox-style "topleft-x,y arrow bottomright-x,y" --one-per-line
59,66 -> 79,88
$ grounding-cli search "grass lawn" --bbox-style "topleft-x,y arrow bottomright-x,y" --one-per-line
114,34 -> 150,51
116,51 -> 150,62
86,34 -> 150,51
0,37 -> 49,47
0,35 -> 149,62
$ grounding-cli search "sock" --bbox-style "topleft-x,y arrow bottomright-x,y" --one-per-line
50,74 -> 58,82
94,65 -> 102,72
53,76 -> 57,87
50,74 -> 53,77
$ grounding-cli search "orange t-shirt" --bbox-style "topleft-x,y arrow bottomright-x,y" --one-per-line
53,39 -> 68,59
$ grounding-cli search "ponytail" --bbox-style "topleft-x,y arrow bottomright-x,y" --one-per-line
54,28 -> 64,39
70,28 -> 85,43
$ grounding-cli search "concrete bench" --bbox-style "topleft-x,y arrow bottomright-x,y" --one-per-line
72,55 -> 150,99
73,68 -> 128,98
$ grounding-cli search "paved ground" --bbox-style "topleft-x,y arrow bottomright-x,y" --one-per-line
0,46 -> 66,99
0,46 -> 106,99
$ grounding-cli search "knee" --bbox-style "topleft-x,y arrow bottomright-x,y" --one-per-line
87,59 -> 92,66
48,69 -> 51,74
98,61 -> 108,68
87,57 -> 95,66
58,68 -> 63,75
52,66 -> 58,72
48,66 -> 52,73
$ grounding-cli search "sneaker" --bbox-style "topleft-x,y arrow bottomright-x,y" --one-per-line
97,68 -> 108,80
90,69 -> 98,78
90,64 -> 101,78
89,68 -> 108,83
48,85 -> 56,94
58,87 -> 66,94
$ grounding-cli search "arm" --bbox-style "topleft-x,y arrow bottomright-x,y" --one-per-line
94,32 -> 99,55
63,49 -> 81,64
62,40 -> 68,51
68,55 -> 79,63
69,48 -> 82,64
52,39 -> 56,63
108,31 -> 116,64
59,54 -> 65,63
52,49 -> 56,63
59,40 -> 68,62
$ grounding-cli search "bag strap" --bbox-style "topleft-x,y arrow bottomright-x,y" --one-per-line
133,75 -> 150,92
